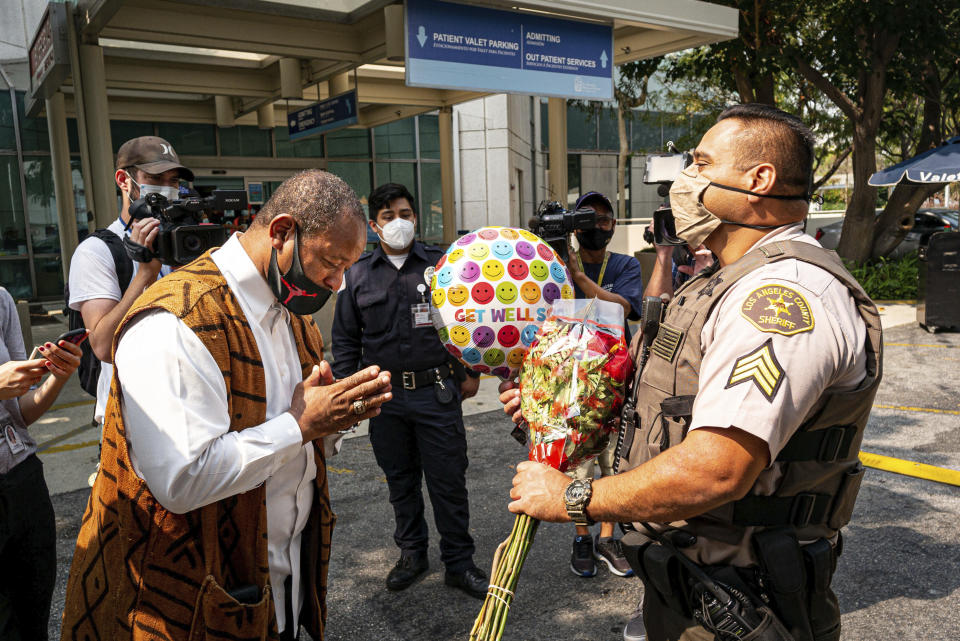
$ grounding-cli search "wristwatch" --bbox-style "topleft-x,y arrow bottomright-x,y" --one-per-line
564,478 -> 595,526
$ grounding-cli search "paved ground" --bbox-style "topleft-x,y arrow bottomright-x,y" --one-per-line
27,305 -> 960,641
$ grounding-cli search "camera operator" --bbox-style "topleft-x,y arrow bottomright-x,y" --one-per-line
562,191 -> 643,581
566,192 -> 644,326
67,137 -> 190,473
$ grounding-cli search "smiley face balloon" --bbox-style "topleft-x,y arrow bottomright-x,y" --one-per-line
430,226 -> 573,379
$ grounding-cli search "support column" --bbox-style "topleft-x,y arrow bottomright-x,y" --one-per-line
279,58 -> 303,99
215,95 -> 235,127
439,106 -> 456,244
547,97 -> 568,205
328,72 -> 350,97
78,43 -> 116,229
257,103 -> 274,129
46,92 -> 79,279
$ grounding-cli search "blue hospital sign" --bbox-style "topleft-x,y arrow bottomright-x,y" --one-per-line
405,0 -> 613,100
287,90 -> 359,141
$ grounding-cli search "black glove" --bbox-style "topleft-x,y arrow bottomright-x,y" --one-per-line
123,234 -> 155,263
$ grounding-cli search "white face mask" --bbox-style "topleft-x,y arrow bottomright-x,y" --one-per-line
376,218 -> 416,250
127,172 -> 180,203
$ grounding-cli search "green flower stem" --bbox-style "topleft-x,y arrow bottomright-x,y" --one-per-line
470,514 -> 539,641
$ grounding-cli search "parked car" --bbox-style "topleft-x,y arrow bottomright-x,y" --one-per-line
815,208 -> 959,258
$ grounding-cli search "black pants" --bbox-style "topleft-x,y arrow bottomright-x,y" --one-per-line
0,455 -> 56,641
368,376 -> 475,572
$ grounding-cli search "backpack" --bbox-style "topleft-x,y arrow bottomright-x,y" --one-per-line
64,229 -> 134,397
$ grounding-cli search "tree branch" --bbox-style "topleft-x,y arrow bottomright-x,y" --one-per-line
794,57 -> 860,120
812,146 -> 851,192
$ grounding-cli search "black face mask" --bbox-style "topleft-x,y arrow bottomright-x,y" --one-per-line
267,225 -> 332,315
576,227 -> 615,251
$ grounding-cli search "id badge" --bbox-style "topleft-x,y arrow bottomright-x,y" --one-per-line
412,303 -> 432,328
4,424 -> 25,454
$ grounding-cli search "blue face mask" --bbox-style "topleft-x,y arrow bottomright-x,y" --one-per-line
267,224 -> 332,315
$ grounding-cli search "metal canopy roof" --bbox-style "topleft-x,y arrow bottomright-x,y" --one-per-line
57,0 -> 738,127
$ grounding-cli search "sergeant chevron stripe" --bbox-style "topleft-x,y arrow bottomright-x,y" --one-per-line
725,338 -> 784,402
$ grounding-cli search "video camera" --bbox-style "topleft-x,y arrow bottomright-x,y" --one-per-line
528,200 -> 596,262
643,143 -> 694,257
128,190 -> 246,265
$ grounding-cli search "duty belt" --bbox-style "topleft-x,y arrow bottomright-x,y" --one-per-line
391,363 -> 452,390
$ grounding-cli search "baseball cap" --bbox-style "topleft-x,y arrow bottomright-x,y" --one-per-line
575,191 -> 614,214
116,136 -> 194,181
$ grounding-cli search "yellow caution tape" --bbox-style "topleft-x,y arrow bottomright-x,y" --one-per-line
39,439 -> 100,454
884,342 -> 959,350
48,399 -> 96,411
873,403 -> 960,416
859,451 -> 960,487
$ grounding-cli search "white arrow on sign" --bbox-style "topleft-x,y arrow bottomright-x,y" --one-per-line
417,26 -> 427,47
600,50 -> 608,69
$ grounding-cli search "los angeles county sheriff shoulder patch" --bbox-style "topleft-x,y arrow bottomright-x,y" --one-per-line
725,338 -> 784,402
740,284 -> 814,336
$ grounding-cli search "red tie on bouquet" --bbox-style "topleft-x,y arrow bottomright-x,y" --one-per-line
471,298 -> 634,641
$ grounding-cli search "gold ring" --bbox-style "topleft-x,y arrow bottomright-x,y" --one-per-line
352,399 -> 366,416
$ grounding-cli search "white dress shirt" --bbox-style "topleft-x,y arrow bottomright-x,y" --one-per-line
115,234 -> 315,633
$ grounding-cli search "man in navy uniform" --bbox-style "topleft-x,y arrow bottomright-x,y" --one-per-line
332,183 -> 486,599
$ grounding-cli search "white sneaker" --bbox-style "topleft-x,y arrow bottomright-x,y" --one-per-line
87,462 -> 100,487
623,598 -> 646,641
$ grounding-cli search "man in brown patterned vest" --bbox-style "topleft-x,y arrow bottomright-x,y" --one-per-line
61,170 -> 394,641
499,105 -> 882,641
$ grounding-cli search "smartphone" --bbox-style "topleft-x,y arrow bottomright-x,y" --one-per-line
29,328 -> 89,359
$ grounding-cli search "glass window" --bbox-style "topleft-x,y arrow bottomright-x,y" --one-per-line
567,155 -> 581,207
567,103 -> 596,150
598,108 -> 619,151
71,159 -> 91,240
0,156 -> 27,256
0,92 -> 15,150
157,123 -> 216,156
275,127 -> 324,158
419,163 -> 443,242
34,254 -> 63,298
418,115 -> 440,159
16,92 -> 50,152
631,111 -> 664,152
540,99 -> 549,149
193,177 -> 246,192
0,260 -> 31,299
374,119 -> 415,159
67,118 -> 80,154
220,126 -> 271,157
374,162 -> 416,194
327,161 -> 372,215
111,121 -> 154,153
22,157 -> 60,255
326,128 -> 369,158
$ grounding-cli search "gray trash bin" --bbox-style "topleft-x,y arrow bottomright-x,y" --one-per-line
917,231 -> 960,332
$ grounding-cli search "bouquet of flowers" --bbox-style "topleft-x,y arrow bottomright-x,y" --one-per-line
470,298 -> 634,641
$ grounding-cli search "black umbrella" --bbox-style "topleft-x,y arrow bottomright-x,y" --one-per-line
869,136 -> 960,186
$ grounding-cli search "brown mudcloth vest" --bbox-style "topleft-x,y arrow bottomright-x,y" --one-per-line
619,241 -> 883,559
61,252 -> 335,641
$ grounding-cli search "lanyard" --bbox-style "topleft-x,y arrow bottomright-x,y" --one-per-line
118,215 -> 133,233
577,251 -> 609,287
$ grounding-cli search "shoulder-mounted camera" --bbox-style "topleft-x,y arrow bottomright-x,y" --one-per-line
128,190 -> 247,265
528,200 -> 596,262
